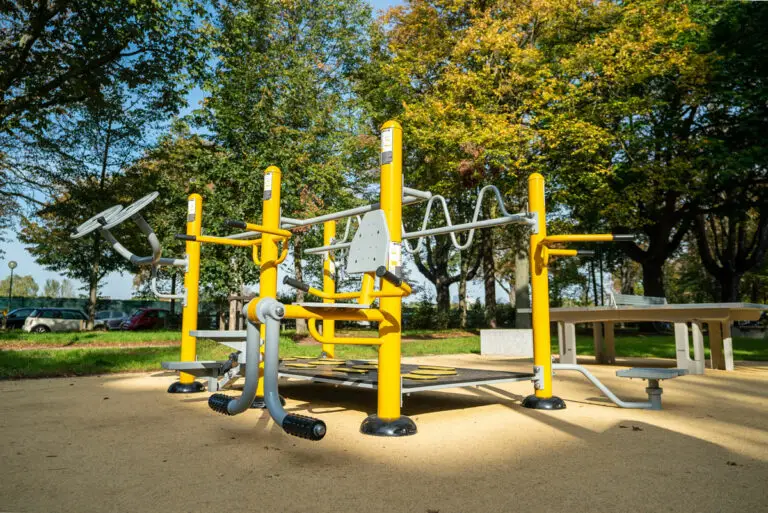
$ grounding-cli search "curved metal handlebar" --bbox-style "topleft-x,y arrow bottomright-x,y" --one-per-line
101,192 -> 159,230
402,185 -> 533,254
70,205 -> 125,239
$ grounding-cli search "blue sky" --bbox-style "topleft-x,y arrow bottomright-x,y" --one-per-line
0,0 -> 498,305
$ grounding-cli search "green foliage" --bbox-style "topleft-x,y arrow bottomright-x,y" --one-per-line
0,274 -> 39,298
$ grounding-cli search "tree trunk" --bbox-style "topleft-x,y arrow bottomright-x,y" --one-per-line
458,252 -> 468,329
169,273 -> 176,316
293,233 -> 308,335
590,258 -> 598,305
719,271 -> 743,302
641,260 -> 666,298
514,247 -> 531,328
481,231 -> 497,328
435,276 -> 451,329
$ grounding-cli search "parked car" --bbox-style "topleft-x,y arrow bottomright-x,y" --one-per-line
23,308 -> 88,333
120,308 -> 176,330
93,310 -> 128,330
3,307 -> 37,329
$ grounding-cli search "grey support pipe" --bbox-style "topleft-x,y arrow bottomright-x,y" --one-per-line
208,318 -> 261,415
551,364 -> 654,409
259,298 -> 326,441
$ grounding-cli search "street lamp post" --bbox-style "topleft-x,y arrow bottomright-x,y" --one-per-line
7,260 -> 17,315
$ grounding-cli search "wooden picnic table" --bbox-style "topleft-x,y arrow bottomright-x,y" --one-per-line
521,303 -> 767,374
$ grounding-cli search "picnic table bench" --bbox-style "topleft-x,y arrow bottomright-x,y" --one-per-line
520,302 -> 768,374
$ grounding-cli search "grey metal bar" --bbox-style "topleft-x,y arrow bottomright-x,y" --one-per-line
304,242 -> 352,255
223,319 -> 261,415
281,194 -> 426,229
403,187 -> 432,200
551,363 -> 653,409
403,214 -> 531,240
224,231 -> 262,241
100,229 -> 186,267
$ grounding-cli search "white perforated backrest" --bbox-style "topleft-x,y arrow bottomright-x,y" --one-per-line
346,210 -> 390,274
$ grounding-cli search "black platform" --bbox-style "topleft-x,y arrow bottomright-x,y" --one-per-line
278,359 -> 534,394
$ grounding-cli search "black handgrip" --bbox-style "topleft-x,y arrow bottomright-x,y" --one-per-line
175,234 -> 196,241
376,266 -> 403,287
208,394 -> 233,415
282,414 -> 326,441
612,234 -> 636,242
283,276 -> 311,292
577,250 -> 595,257
225,219 -> 248,230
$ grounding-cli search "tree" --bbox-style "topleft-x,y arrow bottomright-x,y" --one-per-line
0,0 -> 208,200
203,0 -> 374,333
42,278 -> 60,298
0,274 -> 39,298
59,279 -> 74,298
13,0 -> 210,326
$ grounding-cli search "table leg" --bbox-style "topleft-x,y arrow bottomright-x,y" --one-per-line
692,322 -> 707,372
557,322 -> 564,359
674,322 -> 691,371
604,322 -> 616,365
722,321 -> 734,371
708,322 -> 725,370
562,322 -> 577,364
593,322 -> 605,364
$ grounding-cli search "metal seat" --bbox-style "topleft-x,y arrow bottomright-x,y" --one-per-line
616,368 -> 688,380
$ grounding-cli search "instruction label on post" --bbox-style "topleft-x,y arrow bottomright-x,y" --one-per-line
187,199 -> 196,222
264,172 -> 273,200
388,241 -> 402,270
381,127 -> 393,165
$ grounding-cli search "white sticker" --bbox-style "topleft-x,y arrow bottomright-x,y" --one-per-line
187,199 -> 196,215
381,128 -> 393,153
264,172 -> 273,192
388,242 -> 402,269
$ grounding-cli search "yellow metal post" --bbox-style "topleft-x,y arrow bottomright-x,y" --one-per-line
255,166 -> 283,400
169,193 -> 205,393
522,173 -> 565,409
321,220 -> 336,358
360,120 -> 417,436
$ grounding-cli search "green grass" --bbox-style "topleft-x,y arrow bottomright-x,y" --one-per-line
554,333 -> 768,361
1,328 -> 765,379
0,329 -> 181,348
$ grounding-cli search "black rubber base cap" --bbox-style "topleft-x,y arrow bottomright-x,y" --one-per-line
250,395 -> 287,409
522,395 -> 566,410
360,414 -> 417,437
167,381 -> 205,394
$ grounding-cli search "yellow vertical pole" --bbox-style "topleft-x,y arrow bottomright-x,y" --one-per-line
321,220 -> 336,358
522,173 -> 565,409
256,166 -> 283,400
361,120 -> 416,436
169,193 -> 204,393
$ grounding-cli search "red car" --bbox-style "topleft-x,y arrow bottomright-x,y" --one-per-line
120,308 -> 176,330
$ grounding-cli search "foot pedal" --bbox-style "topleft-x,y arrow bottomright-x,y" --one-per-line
208,393 -> 234,415
282,414 -> 326,441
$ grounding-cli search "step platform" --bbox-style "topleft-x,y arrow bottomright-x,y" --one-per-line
278,360 -> 535,395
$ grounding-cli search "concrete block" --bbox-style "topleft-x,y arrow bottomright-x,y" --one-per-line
480,329 -> 533,357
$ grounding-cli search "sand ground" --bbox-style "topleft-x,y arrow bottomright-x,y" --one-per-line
1,355 -> 767,513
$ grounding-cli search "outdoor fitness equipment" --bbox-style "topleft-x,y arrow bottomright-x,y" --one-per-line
74,119 -> 687,442
71,191 -> 205,394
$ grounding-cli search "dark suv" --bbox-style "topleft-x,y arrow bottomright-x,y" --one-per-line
120,308 -> 176,330
3,308 -> 36,329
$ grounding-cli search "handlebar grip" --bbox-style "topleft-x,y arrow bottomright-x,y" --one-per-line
612,234 -> 636,242
225,219 -> 248,230
282,414 -> 326,441
376,266 -> 403,287
577,250 -> 595,257
283,276 -> 311,292
175,234 -> 196,241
